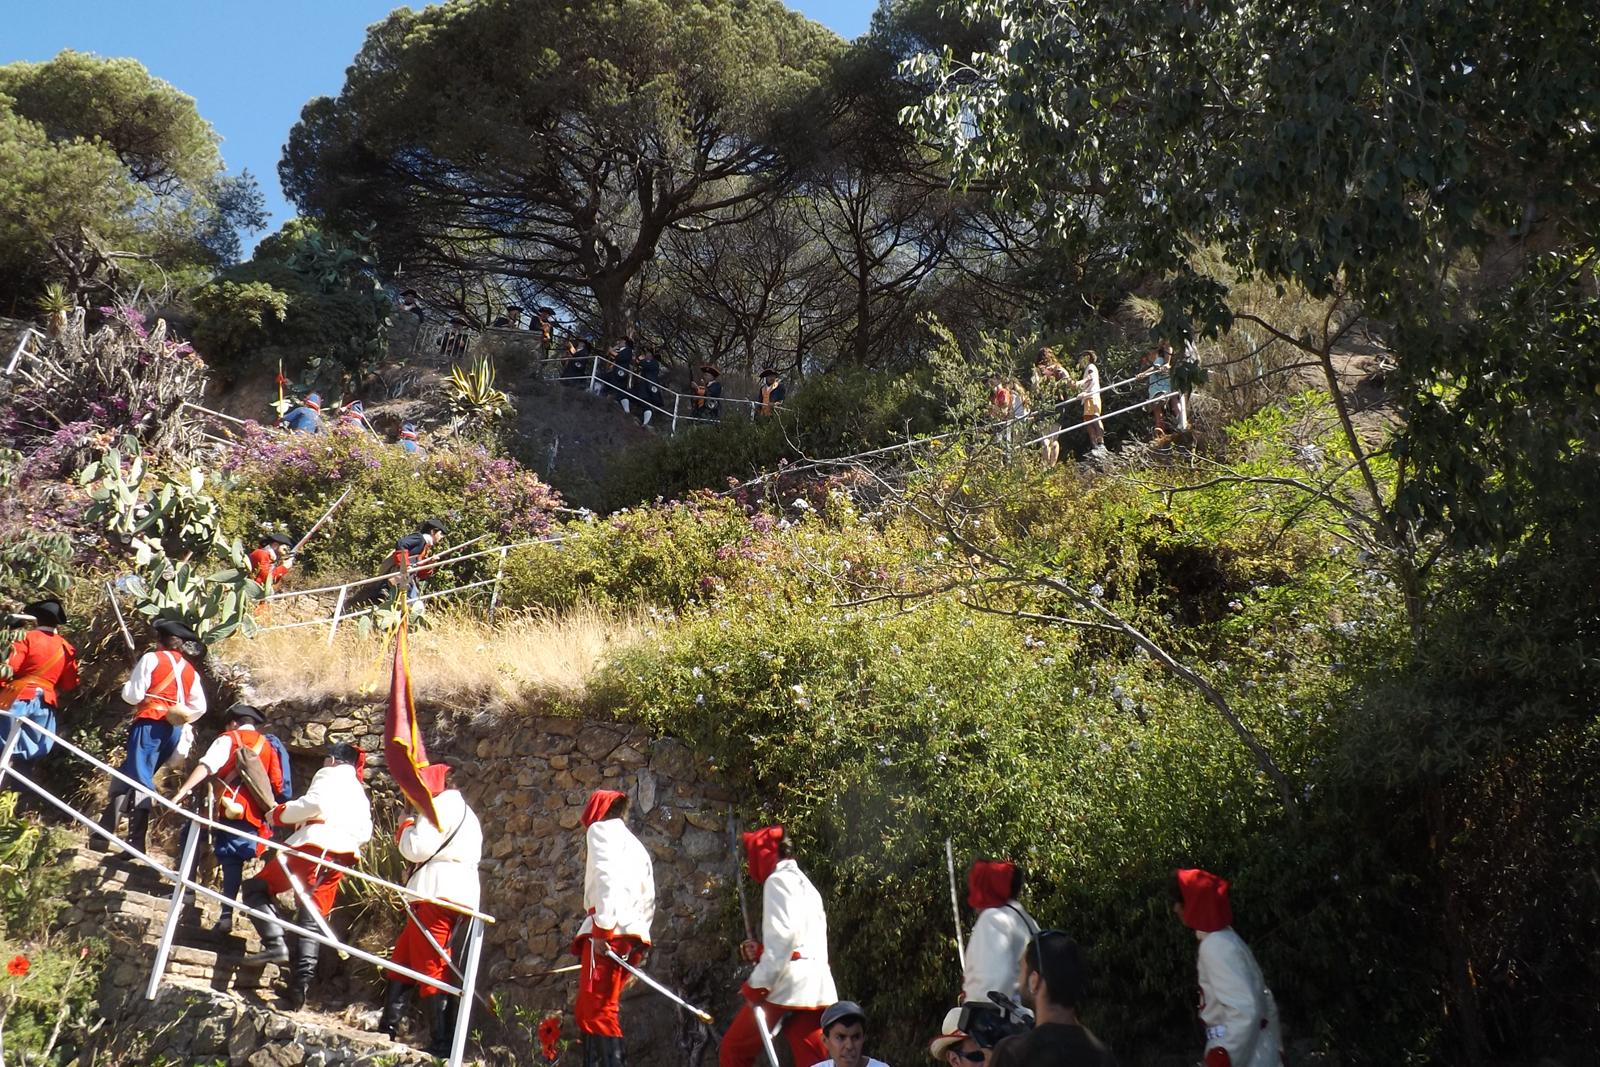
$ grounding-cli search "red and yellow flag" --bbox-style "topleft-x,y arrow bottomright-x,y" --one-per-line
385,618 -> 442,828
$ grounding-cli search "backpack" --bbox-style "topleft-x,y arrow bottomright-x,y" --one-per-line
264,733 -> 293,801
221,734 -> 277,818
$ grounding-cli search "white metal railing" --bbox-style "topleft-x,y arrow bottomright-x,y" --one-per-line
0,713 -> 492,1067
250,532 -> 569,639
4,327 -> 45,377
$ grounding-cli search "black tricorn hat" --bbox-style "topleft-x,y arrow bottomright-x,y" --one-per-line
419,518 -> 448,534
23,598 -> 66,627
225,703 -> 266,725
760,366 -> 780,377
699,365 -> 721,376
153,617 -> 204,649
259,532 -> 292,547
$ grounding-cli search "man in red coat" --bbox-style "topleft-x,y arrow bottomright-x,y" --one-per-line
2,598 -> 79,767
249,533 -> 294,590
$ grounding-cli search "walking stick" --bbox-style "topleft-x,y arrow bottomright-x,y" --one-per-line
104,582 -> 137,661
290,486 -> 355,555
600,946 -> 713,1023
946,838 -> 966,971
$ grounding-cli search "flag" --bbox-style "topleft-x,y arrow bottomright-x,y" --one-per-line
385,617 -> 442,828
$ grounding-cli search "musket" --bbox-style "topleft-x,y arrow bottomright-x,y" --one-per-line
729,807 -> 754,941
104,582 -> 138,659
946,838 -> 966,971
601,946 -> 713,1023
421,533 -> 490,568
290,486 -> 355,556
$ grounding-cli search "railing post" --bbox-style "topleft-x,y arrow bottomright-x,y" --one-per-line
146,816 -> 203,1000
448,915 -> 487,1067
487,546 -> 508,625
0,715 -> 23,784
670,393 -> 679,435
327,584 -> 348,646
587,355 -> 599,395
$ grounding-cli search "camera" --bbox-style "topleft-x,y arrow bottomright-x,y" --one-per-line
957,993 -> 1033,1048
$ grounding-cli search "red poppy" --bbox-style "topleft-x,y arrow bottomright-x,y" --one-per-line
6,954 -> 28,977
538,1014 -> 561,1061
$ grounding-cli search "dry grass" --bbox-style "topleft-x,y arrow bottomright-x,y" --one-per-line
224,604 -> 644,713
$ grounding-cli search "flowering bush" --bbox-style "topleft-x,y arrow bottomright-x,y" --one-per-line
218,426 -> 560,580
0,306 -> 207,459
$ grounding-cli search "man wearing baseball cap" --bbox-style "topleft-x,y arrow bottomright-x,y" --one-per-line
817,1001 -> 890,1067
930,1007 -> 989,1066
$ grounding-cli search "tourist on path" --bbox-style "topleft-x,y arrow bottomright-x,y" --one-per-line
987,933 -> 1115,1066
1072,352 -> 1105,454
817,1000 -> 892,1067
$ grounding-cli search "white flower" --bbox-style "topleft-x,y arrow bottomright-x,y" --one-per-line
695,693 -> 705,705
1089,584 -> 1105,598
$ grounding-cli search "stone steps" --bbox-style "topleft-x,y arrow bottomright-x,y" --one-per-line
54,834 -> 442,1065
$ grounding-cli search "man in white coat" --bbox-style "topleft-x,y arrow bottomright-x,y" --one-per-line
379,762 -> 483,1057
1171,868 -> 1283,1067
572,788 -> 654,1067
962,859 -> 1040,1009
243,743 -> 374,1011
721,826 -> 837,1067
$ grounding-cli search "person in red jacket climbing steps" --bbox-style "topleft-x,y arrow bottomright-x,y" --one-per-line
1,598 -> 79,769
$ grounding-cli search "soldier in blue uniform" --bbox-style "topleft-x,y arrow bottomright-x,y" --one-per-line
280,393 -> 323,434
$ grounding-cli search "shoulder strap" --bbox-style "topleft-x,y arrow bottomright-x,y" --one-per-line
1005,902 -> 1039,935
416,808 -> 469,870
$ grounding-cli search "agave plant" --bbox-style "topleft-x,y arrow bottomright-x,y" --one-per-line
447,352 -> 511,433
35,282 -> 74,337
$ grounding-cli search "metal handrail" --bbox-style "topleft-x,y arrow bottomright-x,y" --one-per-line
3,326 -> 45,377
0,716 -> 490,1066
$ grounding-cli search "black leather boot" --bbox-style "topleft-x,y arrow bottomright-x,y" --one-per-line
582,1034 -> 605,1067
283,926 -> 320,1010
95,791 -> 128,852
242,879 -> 289,965
602,1035 -> 627,1067
426,995 -> 458,1057
378,979 -> 411,1038
125,804 -> 150,856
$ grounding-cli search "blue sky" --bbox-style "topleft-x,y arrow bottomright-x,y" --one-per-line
5,0 -> 874,251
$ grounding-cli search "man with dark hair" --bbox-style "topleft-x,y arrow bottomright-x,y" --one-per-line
244,742 -> 373,1011
987,933 -> 1116,1067
818,1001 -> 891,1067
100,618 -> 207,858
571,787 -> 655,1066
352,519 -> 447,608
171,703 -> 284,936
1171,869 -> 1281,1067
2,598 -> 79,768
721,826 -> 838,1067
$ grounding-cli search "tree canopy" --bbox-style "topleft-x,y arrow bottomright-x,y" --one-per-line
0,51 -> 264,311
282,0 -> 843,340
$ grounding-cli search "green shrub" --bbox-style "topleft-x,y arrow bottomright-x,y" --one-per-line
217,428 -> 559,585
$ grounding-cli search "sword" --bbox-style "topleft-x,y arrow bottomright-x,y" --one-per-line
601,946 -> 713,1023
752,1003 -> 784,1067
946,838 -> 966,971
275,852 -> 350,960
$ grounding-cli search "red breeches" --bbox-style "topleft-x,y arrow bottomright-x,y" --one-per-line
718,1002 -> 826,1067
258,846 -> 350,915
575,935 -> 645,1037
391,900 -> 460,997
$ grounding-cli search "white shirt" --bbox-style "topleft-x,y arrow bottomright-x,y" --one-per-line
575,818 -> 655,943
962,900 -> 1039,1005
274,763 -> 373,856
399,788 -> 483,911
749,858 -> 838,1009
1197,927 -> 1282,1067
121,649 -> 206,722
816,1060 -> 890,1067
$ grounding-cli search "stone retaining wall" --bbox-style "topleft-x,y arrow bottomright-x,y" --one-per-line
273,699 -> 744,1065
